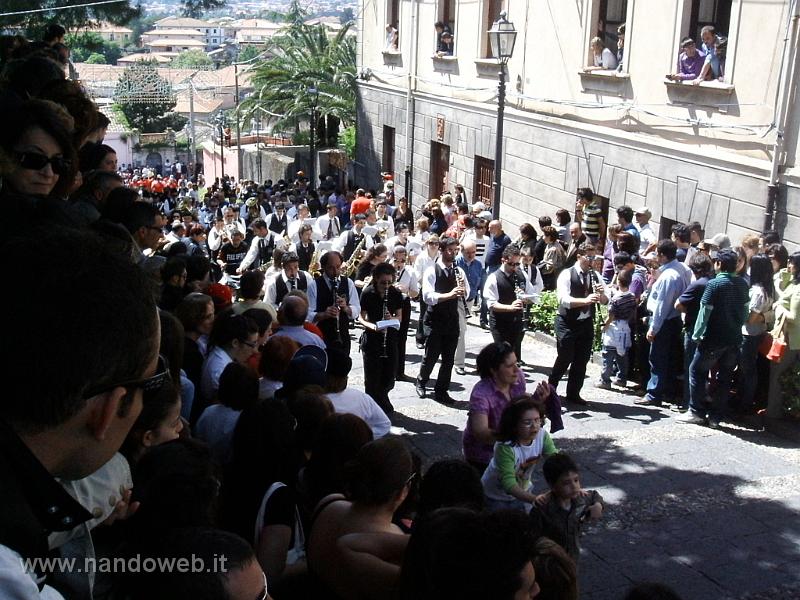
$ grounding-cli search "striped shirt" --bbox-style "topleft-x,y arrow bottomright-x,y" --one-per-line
609,290 -> 637,321
582,202 -> 603,239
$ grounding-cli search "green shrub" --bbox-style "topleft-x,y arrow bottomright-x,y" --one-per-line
527,290 -> 608,351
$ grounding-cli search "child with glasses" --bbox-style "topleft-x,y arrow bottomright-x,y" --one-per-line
481,396 -> 557,513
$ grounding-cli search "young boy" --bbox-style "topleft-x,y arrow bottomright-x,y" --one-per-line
598,268 -> 636,389
529,453 -> 604,564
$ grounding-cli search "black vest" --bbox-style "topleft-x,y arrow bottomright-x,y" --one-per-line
314,274 -> 351,343
274,273 -> 307,305
342,230 -> 365,260
490,269 -> 523,329
268,212 -> 287,234
254,235 -> 276,268
296,241 -> 315,272
557,267 -> 594,322
424,264 -> 459,331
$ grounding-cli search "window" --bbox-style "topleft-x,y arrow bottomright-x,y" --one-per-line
597,0 -> 627,52
429,142 -> 450,199
481,0 -> 503,58
110,33 -> 115,41
473,156 -> 494,205
690,0 -> 732,40
438,0 -> 456,36
658,217 -> 678,242
386,0 -> 400,50
382,126 -> 395,179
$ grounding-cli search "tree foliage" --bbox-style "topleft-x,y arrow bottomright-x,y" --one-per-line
181,0 -> 226,19
65,32 -> 122,64
237,45 -> 262,63
86,53 -> 106,64
171,49 -> 213,69
114,62 -> 187,133
6,3 -> 140,36
242,22 -> 357,145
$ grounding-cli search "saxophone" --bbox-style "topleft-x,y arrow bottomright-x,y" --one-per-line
309,243 -> 321,277
343,234 -> 367,277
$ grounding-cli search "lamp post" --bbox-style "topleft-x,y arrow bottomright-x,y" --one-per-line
252,117 -> 262,183
487,11 -> 517,220
308,86 -> 319,192
215,112 -> 226,183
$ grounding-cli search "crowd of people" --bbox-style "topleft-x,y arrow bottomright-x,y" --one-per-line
1,24 -> 797,600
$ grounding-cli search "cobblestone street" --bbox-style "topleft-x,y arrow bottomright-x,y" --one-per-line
347,317 -> 800,600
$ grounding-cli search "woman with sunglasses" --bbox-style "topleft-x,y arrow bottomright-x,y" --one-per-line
0,99 -> 77,216
196,311 -> 260,425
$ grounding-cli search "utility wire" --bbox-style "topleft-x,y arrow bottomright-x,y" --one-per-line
0,0 -> 126,17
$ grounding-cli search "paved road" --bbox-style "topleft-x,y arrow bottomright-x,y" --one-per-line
345,317 -> 800,600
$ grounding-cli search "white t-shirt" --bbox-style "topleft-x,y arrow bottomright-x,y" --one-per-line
324,388 -> 391,438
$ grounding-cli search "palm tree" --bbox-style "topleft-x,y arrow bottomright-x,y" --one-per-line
241,21 -> 356,147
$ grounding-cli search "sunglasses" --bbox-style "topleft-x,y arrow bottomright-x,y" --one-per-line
82,355 -> 171,400
15,152 -> 72,176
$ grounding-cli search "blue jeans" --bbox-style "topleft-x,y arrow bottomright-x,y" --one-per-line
689,343 -> 739,419
682,332 -> 697,410
602,346 -> 629,383
647,317 -> 682,401
737,334 -> 764,410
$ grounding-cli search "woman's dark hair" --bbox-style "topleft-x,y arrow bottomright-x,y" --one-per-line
372,261 -> 396,280
345,437 -> 413,506
475,341 -> 515,379
1,55 -> 66,99
78,141 -> 115,173
238,269 -> 265,300
174,293 -> 213,334
400,508 -> 536,600
304,413 -> 374,511
616,232 -> 638,255
790,251 -> 800,285
496,396 -> 546,443
101,186 -> 138,223
762,230 -> 781,246
531,537 -> 578,600
162,255 -> 187,284
417,459 -> 485,518
159,309 -> 185,381
36,78 -> 98,148
220,399 -> 299,542
217,362 -> 259,411
129,438 -> 220,540
119,379 -> 180,464
767,243 -> 789,269
542,226 -> 558,242
208,310 -> 258,349
241,307 -> 271,337
287,387 -> 334,454
555,209 -> 571,226
749,254 -> 775,298
519,223 -> 536,241
361,243 -> 388,266
0,99 -> 77,198
258,335 -> 300,379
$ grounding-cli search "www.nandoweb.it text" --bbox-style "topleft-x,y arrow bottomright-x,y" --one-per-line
22,554 -> 228,574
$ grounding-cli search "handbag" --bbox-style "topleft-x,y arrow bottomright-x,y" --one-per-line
758,333 -> 774,356
767,315 -> 788,363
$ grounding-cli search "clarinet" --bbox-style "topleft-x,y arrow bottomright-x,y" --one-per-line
454,266 -> 469,312
332,276 -> 343,344
380,287 -> 390,358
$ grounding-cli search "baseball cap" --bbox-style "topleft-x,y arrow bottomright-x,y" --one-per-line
634,206 -> 651,217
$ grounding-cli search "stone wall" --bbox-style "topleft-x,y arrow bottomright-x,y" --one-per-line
357,83 -> 800,251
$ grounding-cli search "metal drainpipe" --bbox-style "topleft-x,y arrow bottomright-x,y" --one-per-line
766,0 -> 800,232
404,0 -> 420,207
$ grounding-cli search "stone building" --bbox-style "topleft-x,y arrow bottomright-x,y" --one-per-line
355,0 -> 800,247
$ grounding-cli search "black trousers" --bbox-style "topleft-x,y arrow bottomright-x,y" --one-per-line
362,339 -> 397,413
397,298 -> 412,377
418,328 -> 459,396
415,298 -> 428,344
548,315 -> 594,400
490,318 -> 523,362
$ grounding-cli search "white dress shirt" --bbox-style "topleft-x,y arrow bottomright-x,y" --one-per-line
483,264 -> 540,310
325,388 -> 391,438
239,231 -> 286,271
307,274 -> 361,323
263,270 -> 316,309
395,266 -> 420,299
315,214 -> 341,240
422,259 -> 470,306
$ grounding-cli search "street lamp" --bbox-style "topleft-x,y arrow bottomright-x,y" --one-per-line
252,117 -> 262,183
488,11 -> 517,220
308,86 -> 319,192
214,112 -> 227,183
